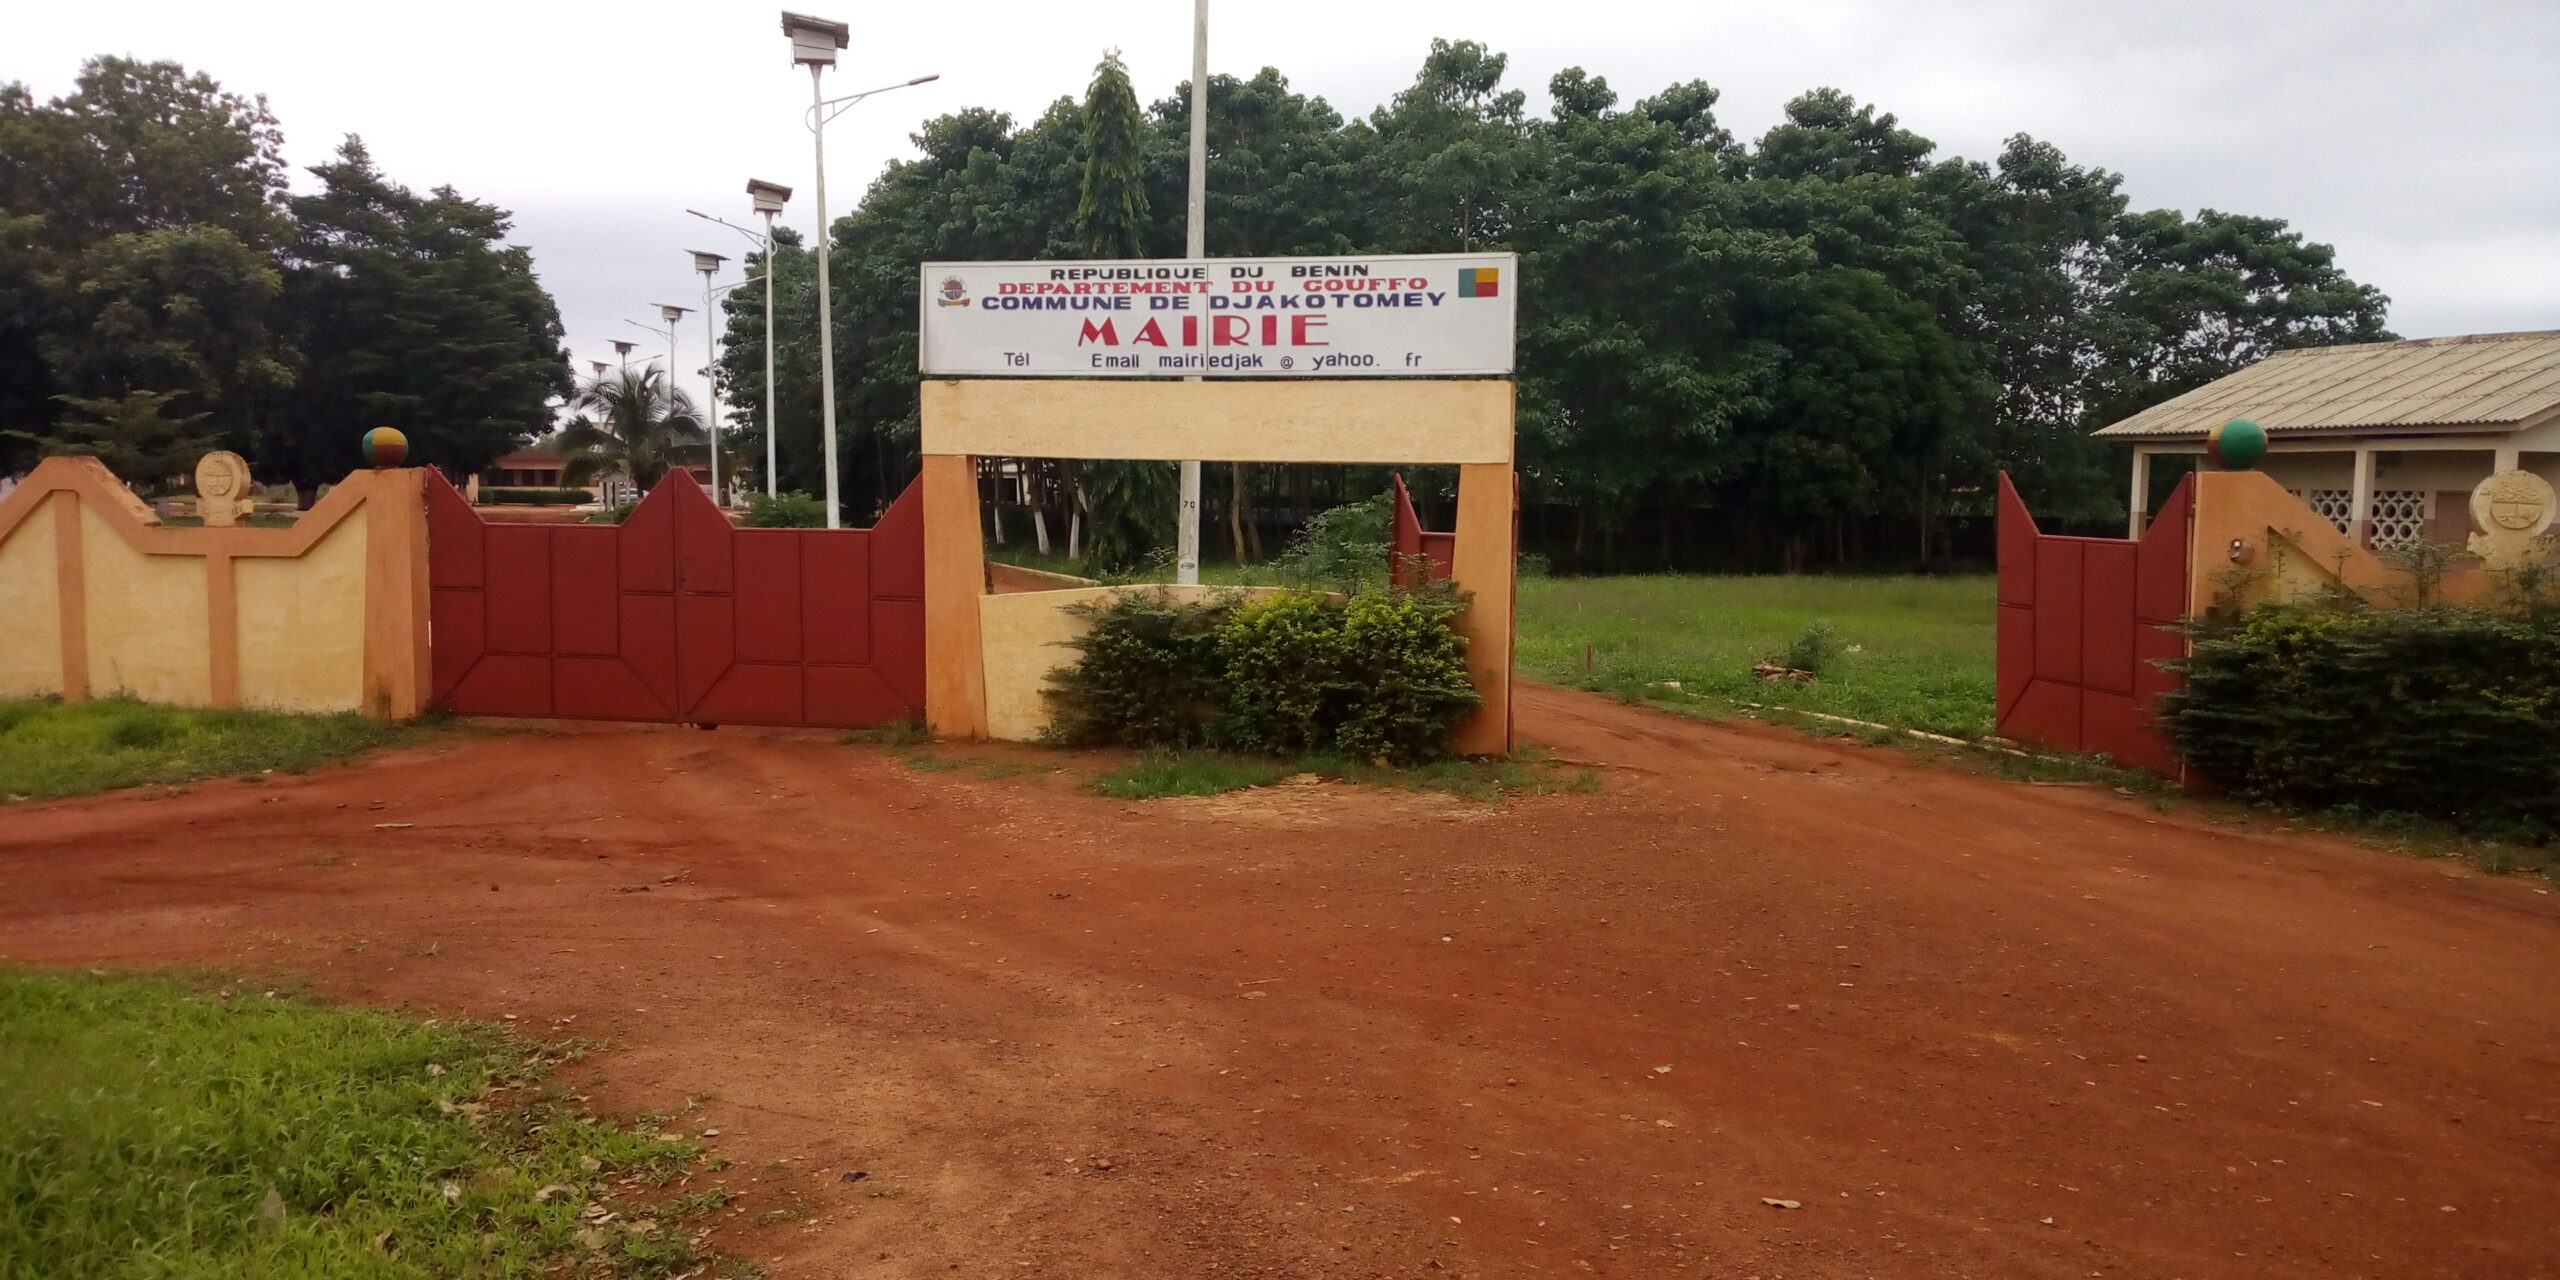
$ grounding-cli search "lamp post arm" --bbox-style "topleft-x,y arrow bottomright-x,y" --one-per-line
804,75 -> 939,131
688,209 -> 772,248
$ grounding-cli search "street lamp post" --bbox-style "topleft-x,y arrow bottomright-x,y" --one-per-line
1177,0 -> 1210,585
610,339 -> 637,369
784,10 -> 936,528
636,304 -> 695,492
691,251 -> 730,506
692,178 -> 794,498
622,318 -> 681,505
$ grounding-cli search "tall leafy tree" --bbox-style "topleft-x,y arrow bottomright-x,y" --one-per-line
1070,51 -> 1175,570
708,38 -> 2400,571
0,57 -> 290,468
2084,207 -> 2392,426
1076,51 -> 1150,258
1365,39 -> 1527,251
270,137 -> 571,496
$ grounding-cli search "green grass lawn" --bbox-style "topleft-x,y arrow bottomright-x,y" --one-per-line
0,697 -> 409,802
1515,574 -> 1997,739
0,967 -> 725,1278
978,554 -> 1998,740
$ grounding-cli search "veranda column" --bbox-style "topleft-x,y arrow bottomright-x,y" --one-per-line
2127,447 -> 2152,538
2349,445 -> 2377,547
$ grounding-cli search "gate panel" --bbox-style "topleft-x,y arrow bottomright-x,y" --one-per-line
802,534 -> 871,665
485,527 -> 553,653
735,533 -> 804,663
423,471 -> 925,728
1995,472 -> 2194,775
551,527 -> 620,656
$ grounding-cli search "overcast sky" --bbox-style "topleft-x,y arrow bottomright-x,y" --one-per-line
15,0 -> 2557,414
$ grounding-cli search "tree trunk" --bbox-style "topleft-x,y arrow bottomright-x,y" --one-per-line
1228,462 -> 1251,565
1032,505 -> 1051,555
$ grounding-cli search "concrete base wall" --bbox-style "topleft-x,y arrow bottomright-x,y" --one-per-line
0,457 -> 430,717
977,584 -> 1286,742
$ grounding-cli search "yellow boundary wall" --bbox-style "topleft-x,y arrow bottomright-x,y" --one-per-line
920,378 -> 1518,753
0,456 -> 431,717
2189,471 -> 2496,614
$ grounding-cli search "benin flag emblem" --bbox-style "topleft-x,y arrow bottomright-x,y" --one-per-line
1458,266 -> 1500,298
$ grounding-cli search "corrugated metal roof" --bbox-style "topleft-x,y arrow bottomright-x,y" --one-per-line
2091,330 -> 2560,439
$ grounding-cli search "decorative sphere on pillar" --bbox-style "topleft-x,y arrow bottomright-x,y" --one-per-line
2206,418 -> 2266,471
362,426 -> 409,468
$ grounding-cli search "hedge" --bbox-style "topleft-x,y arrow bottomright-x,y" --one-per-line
1043,585 -> 1479,763
478,487 -> 591,506
2160,600 -> 2560,838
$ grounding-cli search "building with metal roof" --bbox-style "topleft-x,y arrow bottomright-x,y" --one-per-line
2096,330 -> 2560,543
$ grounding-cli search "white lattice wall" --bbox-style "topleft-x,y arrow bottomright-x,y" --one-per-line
2291,488 -> 2432,549
2368,490 -> 2431,550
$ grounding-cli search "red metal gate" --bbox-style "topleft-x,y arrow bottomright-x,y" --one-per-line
1994,472 -> 2192,775
424,473 -> 925,727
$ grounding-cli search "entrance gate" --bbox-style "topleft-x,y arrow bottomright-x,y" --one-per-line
423,472 -> 924,728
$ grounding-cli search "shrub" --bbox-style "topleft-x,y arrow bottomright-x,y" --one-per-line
1045,584 -> 1480,762
584,500 -> 637,525
740,489 -> 828,528
2161,601 -> 2560,837
478,487 -> 591,506
1779,620 -> 1843,675
1330,587 -> 1478,763
1217,593 -> 1352,754
1042,589 -> 1232,749
1269,493 -> 1394,592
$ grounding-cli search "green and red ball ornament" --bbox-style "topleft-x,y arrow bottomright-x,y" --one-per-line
362,426 -> 408,468
2206,418 -> 2266,471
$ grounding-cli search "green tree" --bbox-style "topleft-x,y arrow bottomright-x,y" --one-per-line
556,366 -> 703,490
704,39 -> 2402,572
1076,51 -> 1150,258
2085,207 -> 2393,427
36,225 -> 292,454
1512,68 -> 1791,557
1069,50 -> 1174,569
0,57 -> 290,468
1364,39 -> 1527,251
9,390 -> 222,488
269,137 -> 570,496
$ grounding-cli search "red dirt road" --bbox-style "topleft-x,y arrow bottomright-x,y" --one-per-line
4,685 -> 2557,1278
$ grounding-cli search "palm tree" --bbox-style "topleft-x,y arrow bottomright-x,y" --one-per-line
558,365 -> 703,491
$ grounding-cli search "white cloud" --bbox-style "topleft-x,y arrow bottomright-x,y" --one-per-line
15,0 -> 2555,405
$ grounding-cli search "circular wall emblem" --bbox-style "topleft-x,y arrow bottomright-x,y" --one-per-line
2470,469 -> 2556,538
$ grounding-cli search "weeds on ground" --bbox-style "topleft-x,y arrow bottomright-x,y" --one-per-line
838,717 -> 930,747
0,696 -> 409,801
1090,751 -> 1292,798
1089,748 -> 1600,802
891,750 -> 964,773
2292,804 -> 2552,879
880,747 -> 1057,780
0,966 -> 742,1278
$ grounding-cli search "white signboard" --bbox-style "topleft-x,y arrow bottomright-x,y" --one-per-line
918,252 -> 1515,378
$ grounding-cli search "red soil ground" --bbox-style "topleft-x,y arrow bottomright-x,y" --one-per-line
4,684 -> 2556,1279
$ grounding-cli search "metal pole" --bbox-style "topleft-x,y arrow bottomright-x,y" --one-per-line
702,267 -> 722,506
1177,0 -> 1207,584
667,325 -> 680,493
761,209 -> 779,498
810,64 -> 843,529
